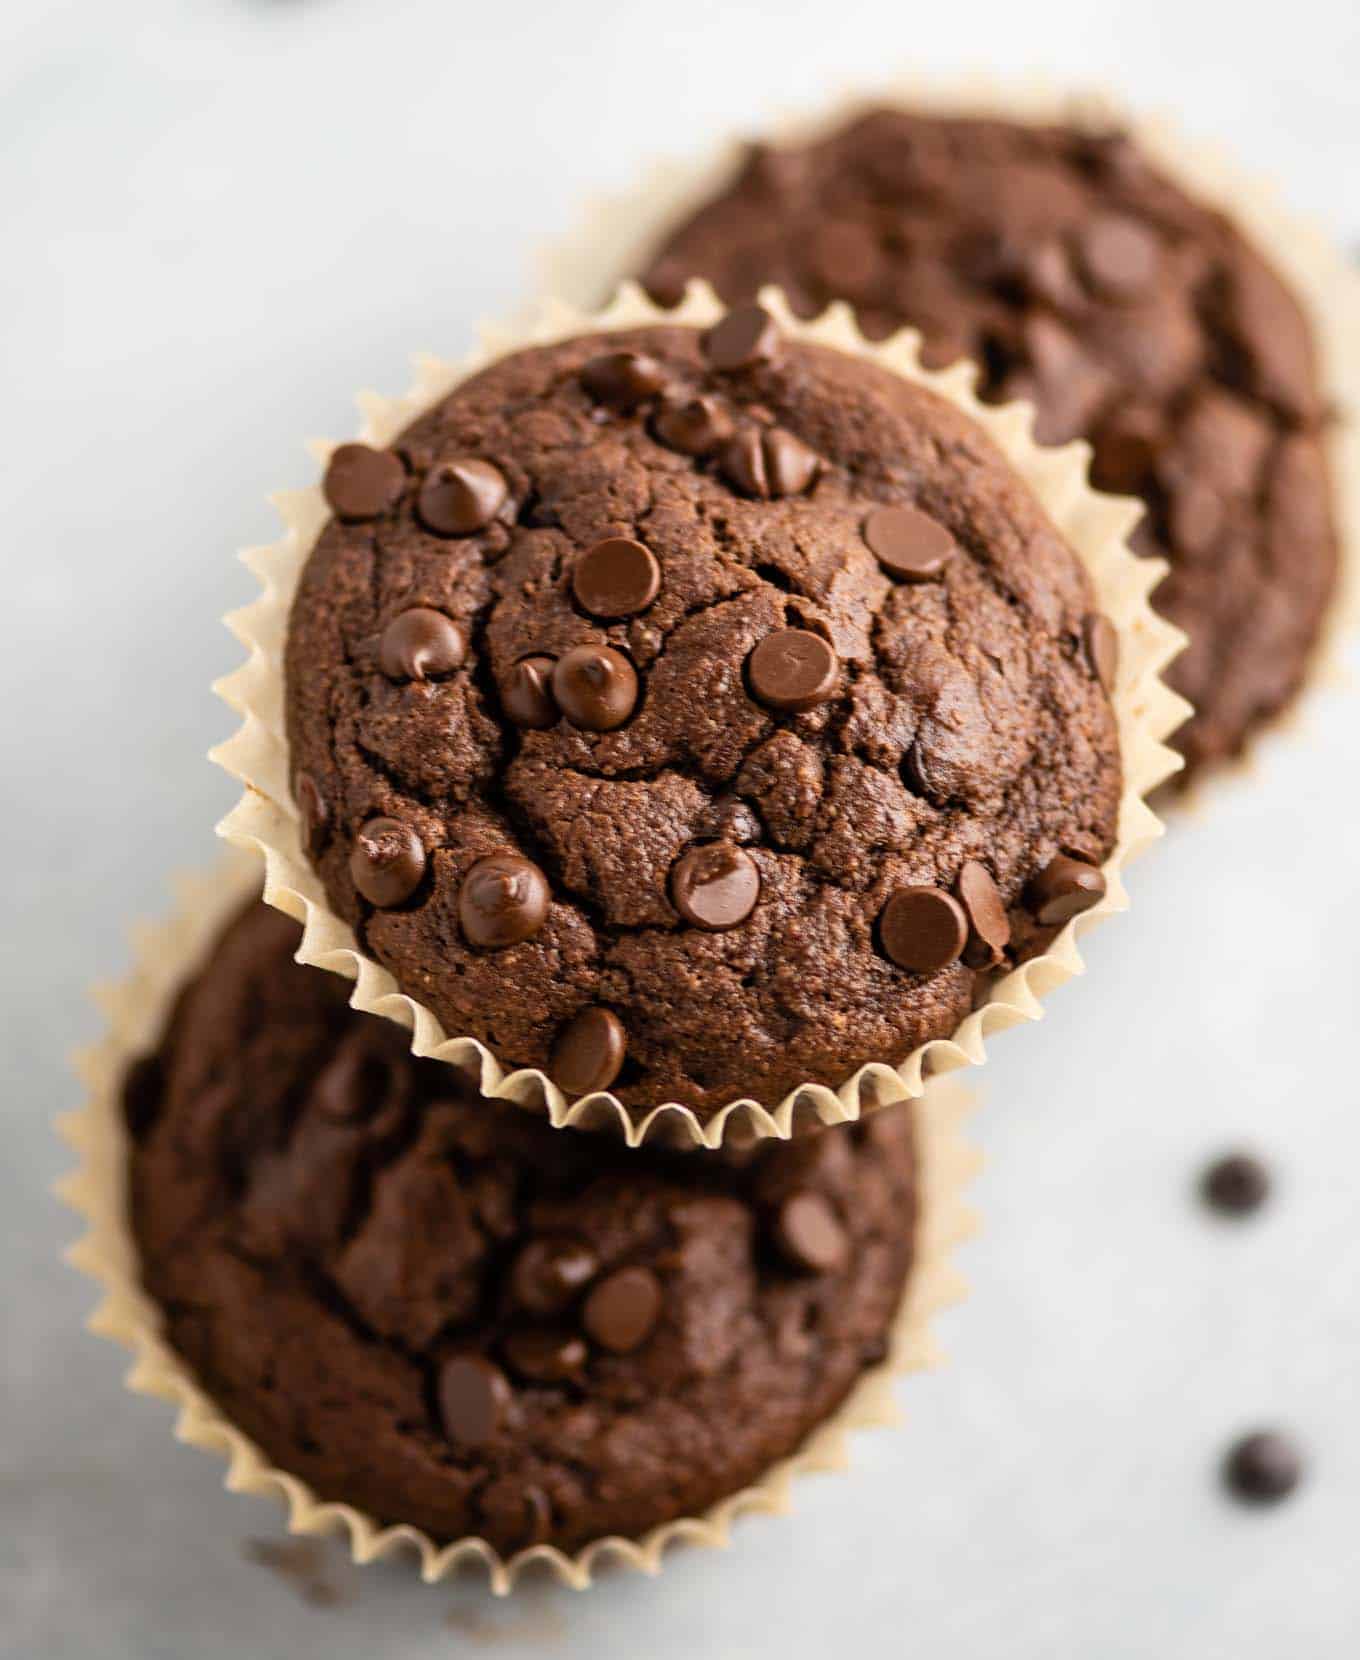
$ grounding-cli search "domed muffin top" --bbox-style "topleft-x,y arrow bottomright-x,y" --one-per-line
284,314 -> 1120,1120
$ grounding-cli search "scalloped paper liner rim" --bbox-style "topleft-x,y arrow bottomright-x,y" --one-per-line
210,281 -> 1187,1150
539,71 -> 1360,809
57,851 -> 979,1595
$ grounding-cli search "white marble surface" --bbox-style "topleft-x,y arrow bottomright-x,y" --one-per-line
3,1 -> 1359,1654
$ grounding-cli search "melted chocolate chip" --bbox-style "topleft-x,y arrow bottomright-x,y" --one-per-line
652,394 -> 733,456
437,1354 -> 511,1448
582,1266 -> 662,1354
501,1328 -> 588,1385
416,458 -> 507,536
671,843 -> 760,931
879,886 -> 968,973
550,1007 -> 626,1096
458,853 -> 550,950
294,770 -> 329,856
773,1191 -> 850,1274
580,350 -> 667,411
863,504 -> 957,581
349,818 -> 426,908
704,304 -> 781,371
1082,613 -> 1119,695
322,443 -> 406,522
502,655 -> 558,728
1026,855 -> 1107,925
377,607 -> 467,682
509,1237 -> 599,1315
572,537 -> 662,619
551,645 -> 638,730
718,426 -> 819,498
747,629 -> 838,712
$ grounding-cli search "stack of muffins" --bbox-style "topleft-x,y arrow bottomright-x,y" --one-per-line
69,87 -> 1351,1592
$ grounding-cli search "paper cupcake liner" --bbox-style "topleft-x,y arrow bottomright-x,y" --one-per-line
541,73 -> 1360,807
210,281 -> 1187,1150
56,851 -> 979,1595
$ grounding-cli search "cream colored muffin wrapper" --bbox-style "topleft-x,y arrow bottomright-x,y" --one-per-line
211,280 -> 1186,1150
541,74 -> 1360,806
58,852 -> 979,1595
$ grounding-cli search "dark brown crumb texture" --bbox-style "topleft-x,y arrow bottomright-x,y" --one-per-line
127,900 -> 919,1556
284,320 -> 1120,1120
641,112 -> 1341,786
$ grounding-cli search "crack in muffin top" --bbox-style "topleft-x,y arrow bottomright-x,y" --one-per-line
639,112 -> 1341,786
284,315 -> 1120,1119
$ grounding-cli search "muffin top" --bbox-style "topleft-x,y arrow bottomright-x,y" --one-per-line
641,111 -> 1340,785
127,899 -> 918,1556
284,317 -> 1120,1120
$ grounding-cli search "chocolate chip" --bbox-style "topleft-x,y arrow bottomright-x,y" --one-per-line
416,458 -> 508,536
502,655 -> 558,728
322,443 -> 406,522
671,842 -> 760,930
1025,855 -> 1106,925
1201,1152 -> 1271,1217
377,607 -> 467,682
1091,409 -> 1161,493
509,1236 -> 599,1315
1223,1431 -> 1304,1505
718,426 -> 820,498
501,1328 -> 588,1385
349,817 -> 426,908
458,852 -> 550,950
955,860 -> 1010,969
571,537 -> 662,619
642,257 -> 689,310
582,1266 -> 662,1354
1082,613 -> 1119,695
580,350 -> 667,411
550,1006 -> 626,1096
747,629 -> 838,713
1077,214 -> 1159,300
879,886 -> 968,973
437,1354 -> 511,1448
773,1191 -> 850,1274
551,644 -> 638,731
294,770 -> 329,856
652,394 -> 733,456
863,503 -> 957,582
1169,479 -> 1223,556
703,304 -> 780,372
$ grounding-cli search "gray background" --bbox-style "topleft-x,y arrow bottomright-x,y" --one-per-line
3,1 -> 1358,1655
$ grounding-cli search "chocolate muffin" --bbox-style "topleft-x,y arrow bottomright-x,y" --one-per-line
284,316 -> 1121,1121
126,899 -> 920,1557
641,111 -> 1342,785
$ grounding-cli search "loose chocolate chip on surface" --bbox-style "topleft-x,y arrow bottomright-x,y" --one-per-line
580,350 -> 668,411
551,645 -> 638,730
704,304 -> 781,371
501,1328 -> 588,1385
671,842 -> 761,931
502,655 -> 558,728
349,817 -> 426,908
1223,1431 -> 1304,1505
416,458 -> 508,536
509,1237 -> 599,1315
1077,214 -> 1160,300
1026,854 -> 1106,925
582,1266 -> 663,1354
377,607 -> 467,682
458,852 -> 550,950
550,1006 -> 627,1096
955,860 -> 1010,969
322,443 -> 406,522
863,504 -> 957,581
1082,613 -> 1120,695
773,1191 -> 850,1274
437,1354 -> 511,1448
747,629 -> 838,712
879,886 -> 968,973
1201,1152 -> 1271,1217
652,394 -> 733,456
294,770 -> 329,856
572,537 -> 662,618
